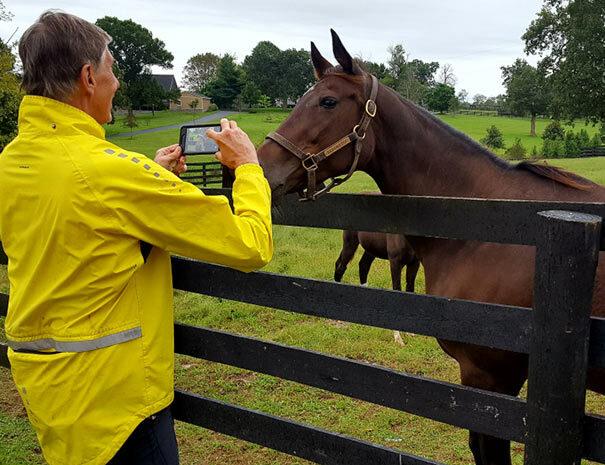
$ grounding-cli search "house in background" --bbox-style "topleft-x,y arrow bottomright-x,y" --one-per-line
169,91 -> 212,111
151,75 -> 213,111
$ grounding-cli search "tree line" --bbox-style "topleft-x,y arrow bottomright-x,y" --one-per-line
0,0 -> 603,151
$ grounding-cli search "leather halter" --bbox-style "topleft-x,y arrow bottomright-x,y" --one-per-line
265,74 -> 379,201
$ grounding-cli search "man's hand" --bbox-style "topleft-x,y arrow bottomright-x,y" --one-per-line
155,144 -> 187,176
206,118 -> 258,170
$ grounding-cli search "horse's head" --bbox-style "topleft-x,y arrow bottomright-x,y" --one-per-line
258,30 -> 378,200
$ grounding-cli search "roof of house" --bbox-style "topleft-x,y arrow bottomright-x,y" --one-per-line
151,74 -> 179,92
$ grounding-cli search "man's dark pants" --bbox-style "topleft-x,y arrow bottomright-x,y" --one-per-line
108,406 -> 179,465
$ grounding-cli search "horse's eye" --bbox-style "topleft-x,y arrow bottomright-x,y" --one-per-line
320,97 -> 338,109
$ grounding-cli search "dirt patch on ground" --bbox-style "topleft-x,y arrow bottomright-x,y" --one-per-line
0,368 -> 27,418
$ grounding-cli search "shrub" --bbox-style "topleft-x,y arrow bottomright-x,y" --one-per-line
590,133 -> 602,147
564,131 -> 580,157
542,139 -> 564,158
505,139 -> 527,159
531,145 -> 539,159
207,103 -> 218,112
480,125 -> 505,149
542,121 -> 565,141
257,95 -> 271,109
577,129 -> 591,149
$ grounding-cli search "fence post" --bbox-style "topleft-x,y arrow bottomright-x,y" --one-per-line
524,210 -> 601,465
222,164 -> 234,188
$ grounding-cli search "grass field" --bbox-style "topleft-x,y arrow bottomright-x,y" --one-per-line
106,110 -> 600,159
1,111 -> 605,465
103,110 -> 215,137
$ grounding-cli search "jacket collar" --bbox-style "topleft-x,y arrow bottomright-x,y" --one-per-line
18,95 -> 106,140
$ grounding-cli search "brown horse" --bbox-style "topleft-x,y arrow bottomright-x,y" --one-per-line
334,229 -> 419,292
257,30 -> 605,465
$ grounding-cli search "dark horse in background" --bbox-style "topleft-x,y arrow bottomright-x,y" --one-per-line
334,228 -> 419,292
257,30 -> 605,465
334,192 -> 419,293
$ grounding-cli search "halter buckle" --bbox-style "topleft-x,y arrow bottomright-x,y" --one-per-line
302,155 -> 318,171
365,99 -> 377,117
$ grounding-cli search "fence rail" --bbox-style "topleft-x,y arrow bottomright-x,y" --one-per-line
581,146 -> 605,158
180,161 -> 224,187
2,191 -> 605,464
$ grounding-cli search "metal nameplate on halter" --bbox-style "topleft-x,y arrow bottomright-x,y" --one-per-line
324,136 -> 354,157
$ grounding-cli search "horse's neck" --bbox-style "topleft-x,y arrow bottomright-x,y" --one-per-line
366,89 -> 516,199
360,89 -> 531,288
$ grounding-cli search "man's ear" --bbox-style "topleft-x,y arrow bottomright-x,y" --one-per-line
78,63 -> 95,95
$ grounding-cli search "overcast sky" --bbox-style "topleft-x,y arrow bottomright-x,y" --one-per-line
2,0 -> 545,97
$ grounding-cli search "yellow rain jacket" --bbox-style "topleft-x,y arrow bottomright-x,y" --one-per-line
0,95 -> 273,465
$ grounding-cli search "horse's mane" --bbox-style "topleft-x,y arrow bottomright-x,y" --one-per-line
516,161 -> 598,191
386,80 -> 598,192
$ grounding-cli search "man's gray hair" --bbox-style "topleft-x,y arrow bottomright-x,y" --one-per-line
19,11 -> 112,101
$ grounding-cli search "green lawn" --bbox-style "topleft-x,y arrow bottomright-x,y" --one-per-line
103,110 -> 216,137
103,110 -> 601,161
1,111 -> 605,465
441,114 -> 600,156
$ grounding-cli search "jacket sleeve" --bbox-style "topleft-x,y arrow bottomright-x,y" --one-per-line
85,151 -> 273,273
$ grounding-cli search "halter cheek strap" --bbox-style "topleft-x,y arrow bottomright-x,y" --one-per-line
265,74 -> 379,201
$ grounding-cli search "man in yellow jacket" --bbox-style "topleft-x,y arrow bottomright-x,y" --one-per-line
0,11 -> 273,465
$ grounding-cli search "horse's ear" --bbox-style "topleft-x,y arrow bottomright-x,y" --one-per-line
311,41 -> 332,79
331,29 -> 359,75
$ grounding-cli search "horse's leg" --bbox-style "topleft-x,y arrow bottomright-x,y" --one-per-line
334,230 -> 359,282
405,258 -> 420,293
388,256 -> 406,345
358,251 -> 375,286
389,257 -> 402,291
458,358 -> 527,465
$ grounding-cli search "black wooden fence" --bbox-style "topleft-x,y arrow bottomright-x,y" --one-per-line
180,161 -> 225,187
581,146 -> 605,158
2,191 -> 605,464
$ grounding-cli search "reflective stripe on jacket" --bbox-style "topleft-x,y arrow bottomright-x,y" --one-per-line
0,95 -> 273,465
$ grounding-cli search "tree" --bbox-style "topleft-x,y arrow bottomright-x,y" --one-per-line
96,17 -> 173,83
472,94 -> 487,108
481,125 -> 505,149
426,84 -> 456,113
95,17 -> 174,109
386,44 -> 439,105
457,89 -> 469,108
127,73 -> 176,113
437,63 -> 457,87
501,59 -> 550,136
275,48 -> 314,108
189,99 -> 199,111
243,41 -> 282,103
182,52 -> 219,93
241,80 -> 262,108
243,42 -> 313,106
0,3 -> 19,151
360,60 -> 389,81
122,111 -> 138,139
523,0 -> 605,123
410,59 -> 439,86
0,0 -> 12,21
205,54 -> 244,109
